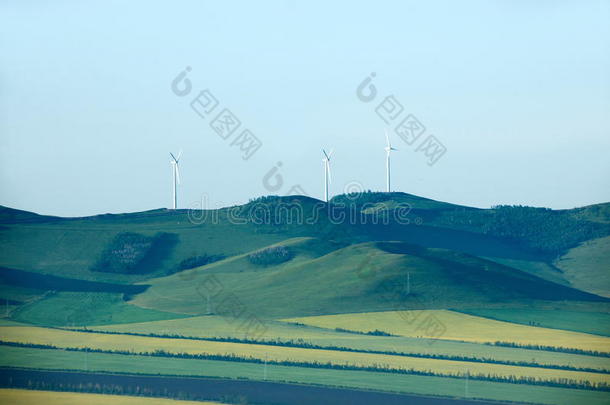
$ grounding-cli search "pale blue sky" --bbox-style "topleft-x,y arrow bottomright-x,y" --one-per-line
1,0 -> 609,216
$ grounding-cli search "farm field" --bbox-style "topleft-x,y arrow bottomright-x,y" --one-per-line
283,310 -> 610,352
1,345 -> 609,405
1,325 -> 609,385
0,389 -> 227,405
91,315 -> 610,372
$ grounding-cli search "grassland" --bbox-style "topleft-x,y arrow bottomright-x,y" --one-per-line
481,257 -> 568,287
555,236 -> 610,298
456,308 -> 610,337
283,310 -> 610,353
11,292 -> 187,326
1,325 -> 609,384
1,345 -> 608,405
0,283 -> 45,303
0,209 -> 290,283
132,240 -> 601,320
0,389 -> 227,405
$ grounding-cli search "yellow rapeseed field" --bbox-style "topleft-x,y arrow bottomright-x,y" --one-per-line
283,310 -> 610,353
0,389 -> 225,405
0,326 -> 608,385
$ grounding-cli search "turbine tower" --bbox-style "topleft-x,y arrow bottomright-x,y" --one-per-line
322,149 -> 333,202
170,151 -> 182,209
384,130 -> 398,192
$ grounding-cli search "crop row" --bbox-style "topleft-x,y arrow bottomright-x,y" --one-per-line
1,341 -> 608,392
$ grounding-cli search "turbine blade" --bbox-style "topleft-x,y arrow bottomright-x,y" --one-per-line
326,161 -> 332,183
170,152 -> 177,162
327,148 -> 334,159
175,164 -> 181,185
322,149 -> 330,160
176,149 -> 183,162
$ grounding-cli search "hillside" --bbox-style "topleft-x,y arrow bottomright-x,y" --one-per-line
132,238 -> 604,319
1,193 -> 609,326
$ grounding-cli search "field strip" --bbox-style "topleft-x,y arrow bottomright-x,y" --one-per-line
0,388 -> 225,405
282,310 -> 610,352
1,326 -> 609,385
87,315 -> 610,371
61,327 -> 610,373
3,346 -> 610,405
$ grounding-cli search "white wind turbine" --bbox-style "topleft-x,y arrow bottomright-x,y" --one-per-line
322,149 -> 333,202
170,151 -> 182,209
384,130 -> 398,192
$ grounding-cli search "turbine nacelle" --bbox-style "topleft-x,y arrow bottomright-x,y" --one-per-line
384,130 -> 398,154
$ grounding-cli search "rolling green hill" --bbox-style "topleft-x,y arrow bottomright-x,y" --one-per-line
1,193 -> 609,325
132,239 -> 605,319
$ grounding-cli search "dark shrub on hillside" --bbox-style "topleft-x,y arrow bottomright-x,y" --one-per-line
92,232 -> 178,274
330,190 -> 391,207
247,246 -> 294,266
433,205 -> 610,255
483,205 -> 609,254
177,254 -> 225,271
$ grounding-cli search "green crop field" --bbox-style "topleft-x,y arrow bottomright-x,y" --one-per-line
1,345 -> 609,405
2,325 -> 609,385
91,315 -> 610,372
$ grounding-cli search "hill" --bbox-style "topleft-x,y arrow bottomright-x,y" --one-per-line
1,193 -> 609,325
132,238 -> 605,319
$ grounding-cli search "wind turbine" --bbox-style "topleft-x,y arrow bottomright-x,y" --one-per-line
322,149 -> 333,202
170,150 -> 182,209
384,130 -> 398,192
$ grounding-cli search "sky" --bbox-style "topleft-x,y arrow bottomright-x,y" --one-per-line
1,0 -> 609,217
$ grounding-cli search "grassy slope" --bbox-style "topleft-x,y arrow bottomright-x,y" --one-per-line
555,236 -> 610,298
0,389 -> 226,405
1,195 -> 608,282
456,308 -> 610,337
2,195 -> 608,312
0,284 -> 45,303
0,346 -> 607,405
481,257 -> 568,287
0,209 -> 292,283
132,240 -> 603,319
11,292 -> 187,327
